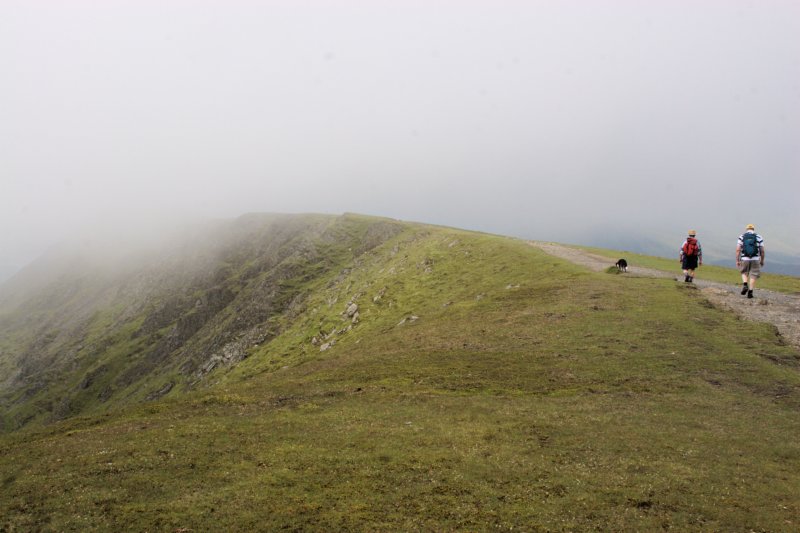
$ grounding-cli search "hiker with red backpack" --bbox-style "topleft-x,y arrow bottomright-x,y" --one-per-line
736,223 -> 765,299
680,230 -> 702,283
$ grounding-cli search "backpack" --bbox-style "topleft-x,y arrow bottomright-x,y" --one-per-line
742,233 -> 759,257
683,238 -> 699,257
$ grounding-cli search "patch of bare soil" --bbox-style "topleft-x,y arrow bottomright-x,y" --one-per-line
530,241 -> 800,352
530,242 -> 672,278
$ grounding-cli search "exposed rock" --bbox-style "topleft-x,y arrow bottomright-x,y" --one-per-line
146,381 -> 174,401
320,340 -> 336,352
346,303 -> 359,317
200,356 -> 222,375
398,315 -> 419,326
352,311 -> 360,324
98,386 -> 113,402
373,287 -> 387,303
78,364 -> 109,390
195,326 -> 270,378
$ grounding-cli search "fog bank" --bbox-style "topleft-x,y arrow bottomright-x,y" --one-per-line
2,1 -> 798,281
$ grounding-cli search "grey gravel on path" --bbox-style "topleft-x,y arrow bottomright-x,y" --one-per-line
530,241 -> 800,351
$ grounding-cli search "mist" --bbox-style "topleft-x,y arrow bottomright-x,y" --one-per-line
2,0 -> 799,282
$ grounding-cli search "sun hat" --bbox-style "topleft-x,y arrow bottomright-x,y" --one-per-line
688,230 -> 697,236
746,224 -> 755,230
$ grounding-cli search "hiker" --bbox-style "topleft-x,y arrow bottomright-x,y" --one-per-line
736,223 -> 765,299
679,230 -> 702,283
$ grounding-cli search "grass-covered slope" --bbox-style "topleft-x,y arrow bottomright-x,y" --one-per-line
0,213 -> 405,431
2,222 -> 800,531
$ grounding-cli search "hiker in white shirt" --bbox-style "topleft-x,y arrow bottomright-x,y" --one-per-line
736,224 -> 765,299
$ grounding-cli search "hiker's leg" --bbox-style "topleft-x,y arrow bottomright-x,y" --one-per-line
748,262 -> 761,289
740,265 -> 750,294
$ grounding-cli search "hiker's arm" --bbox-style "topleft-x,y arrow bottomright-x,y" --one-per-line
760,246 -> 765,266
735,244 -> 742,267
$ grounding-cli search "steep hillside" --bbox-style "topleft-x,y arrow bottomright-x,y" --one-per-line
1,216 -> 799,531
0,213 -> 404,430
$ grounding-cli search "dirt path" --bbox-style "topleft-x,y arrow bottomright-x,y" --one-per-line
530,241 -> 800,351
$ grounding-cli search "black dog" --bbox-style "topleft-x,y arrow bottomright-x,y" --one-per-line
616,259 -> 628,272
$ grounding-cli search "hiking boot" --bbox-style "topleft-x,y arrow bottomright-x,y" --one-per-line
747,290 -> 754,299
741,284 -> 748,295
684,275 -> 690,283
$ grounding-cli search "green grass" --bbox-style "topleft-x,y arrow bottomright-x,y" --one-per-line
2,227 -> 800,531
577,244 -> 800,294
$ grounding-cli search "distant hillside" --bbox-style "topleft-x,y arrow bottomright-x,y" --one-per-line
0,213 -> 405,430
1,213 -> 799,531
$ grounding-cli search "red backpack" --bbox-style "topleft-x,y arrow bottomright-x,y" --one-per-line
683,238 -> 699,257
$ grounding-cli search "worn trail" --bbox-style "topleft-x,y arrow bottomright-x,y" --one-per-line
530,241 -> 800,351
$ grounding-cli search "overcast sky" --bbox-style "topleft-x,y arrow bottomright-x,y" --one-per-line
2,0 -> 798,280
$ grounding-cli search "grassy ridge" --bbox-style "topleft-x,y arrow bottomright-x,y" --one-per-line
2,227 -> 800,531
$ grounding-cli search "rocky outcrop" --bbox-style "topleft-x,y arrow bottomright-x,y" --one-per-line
145,381 -> 174,401
196,326 -> 272,377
